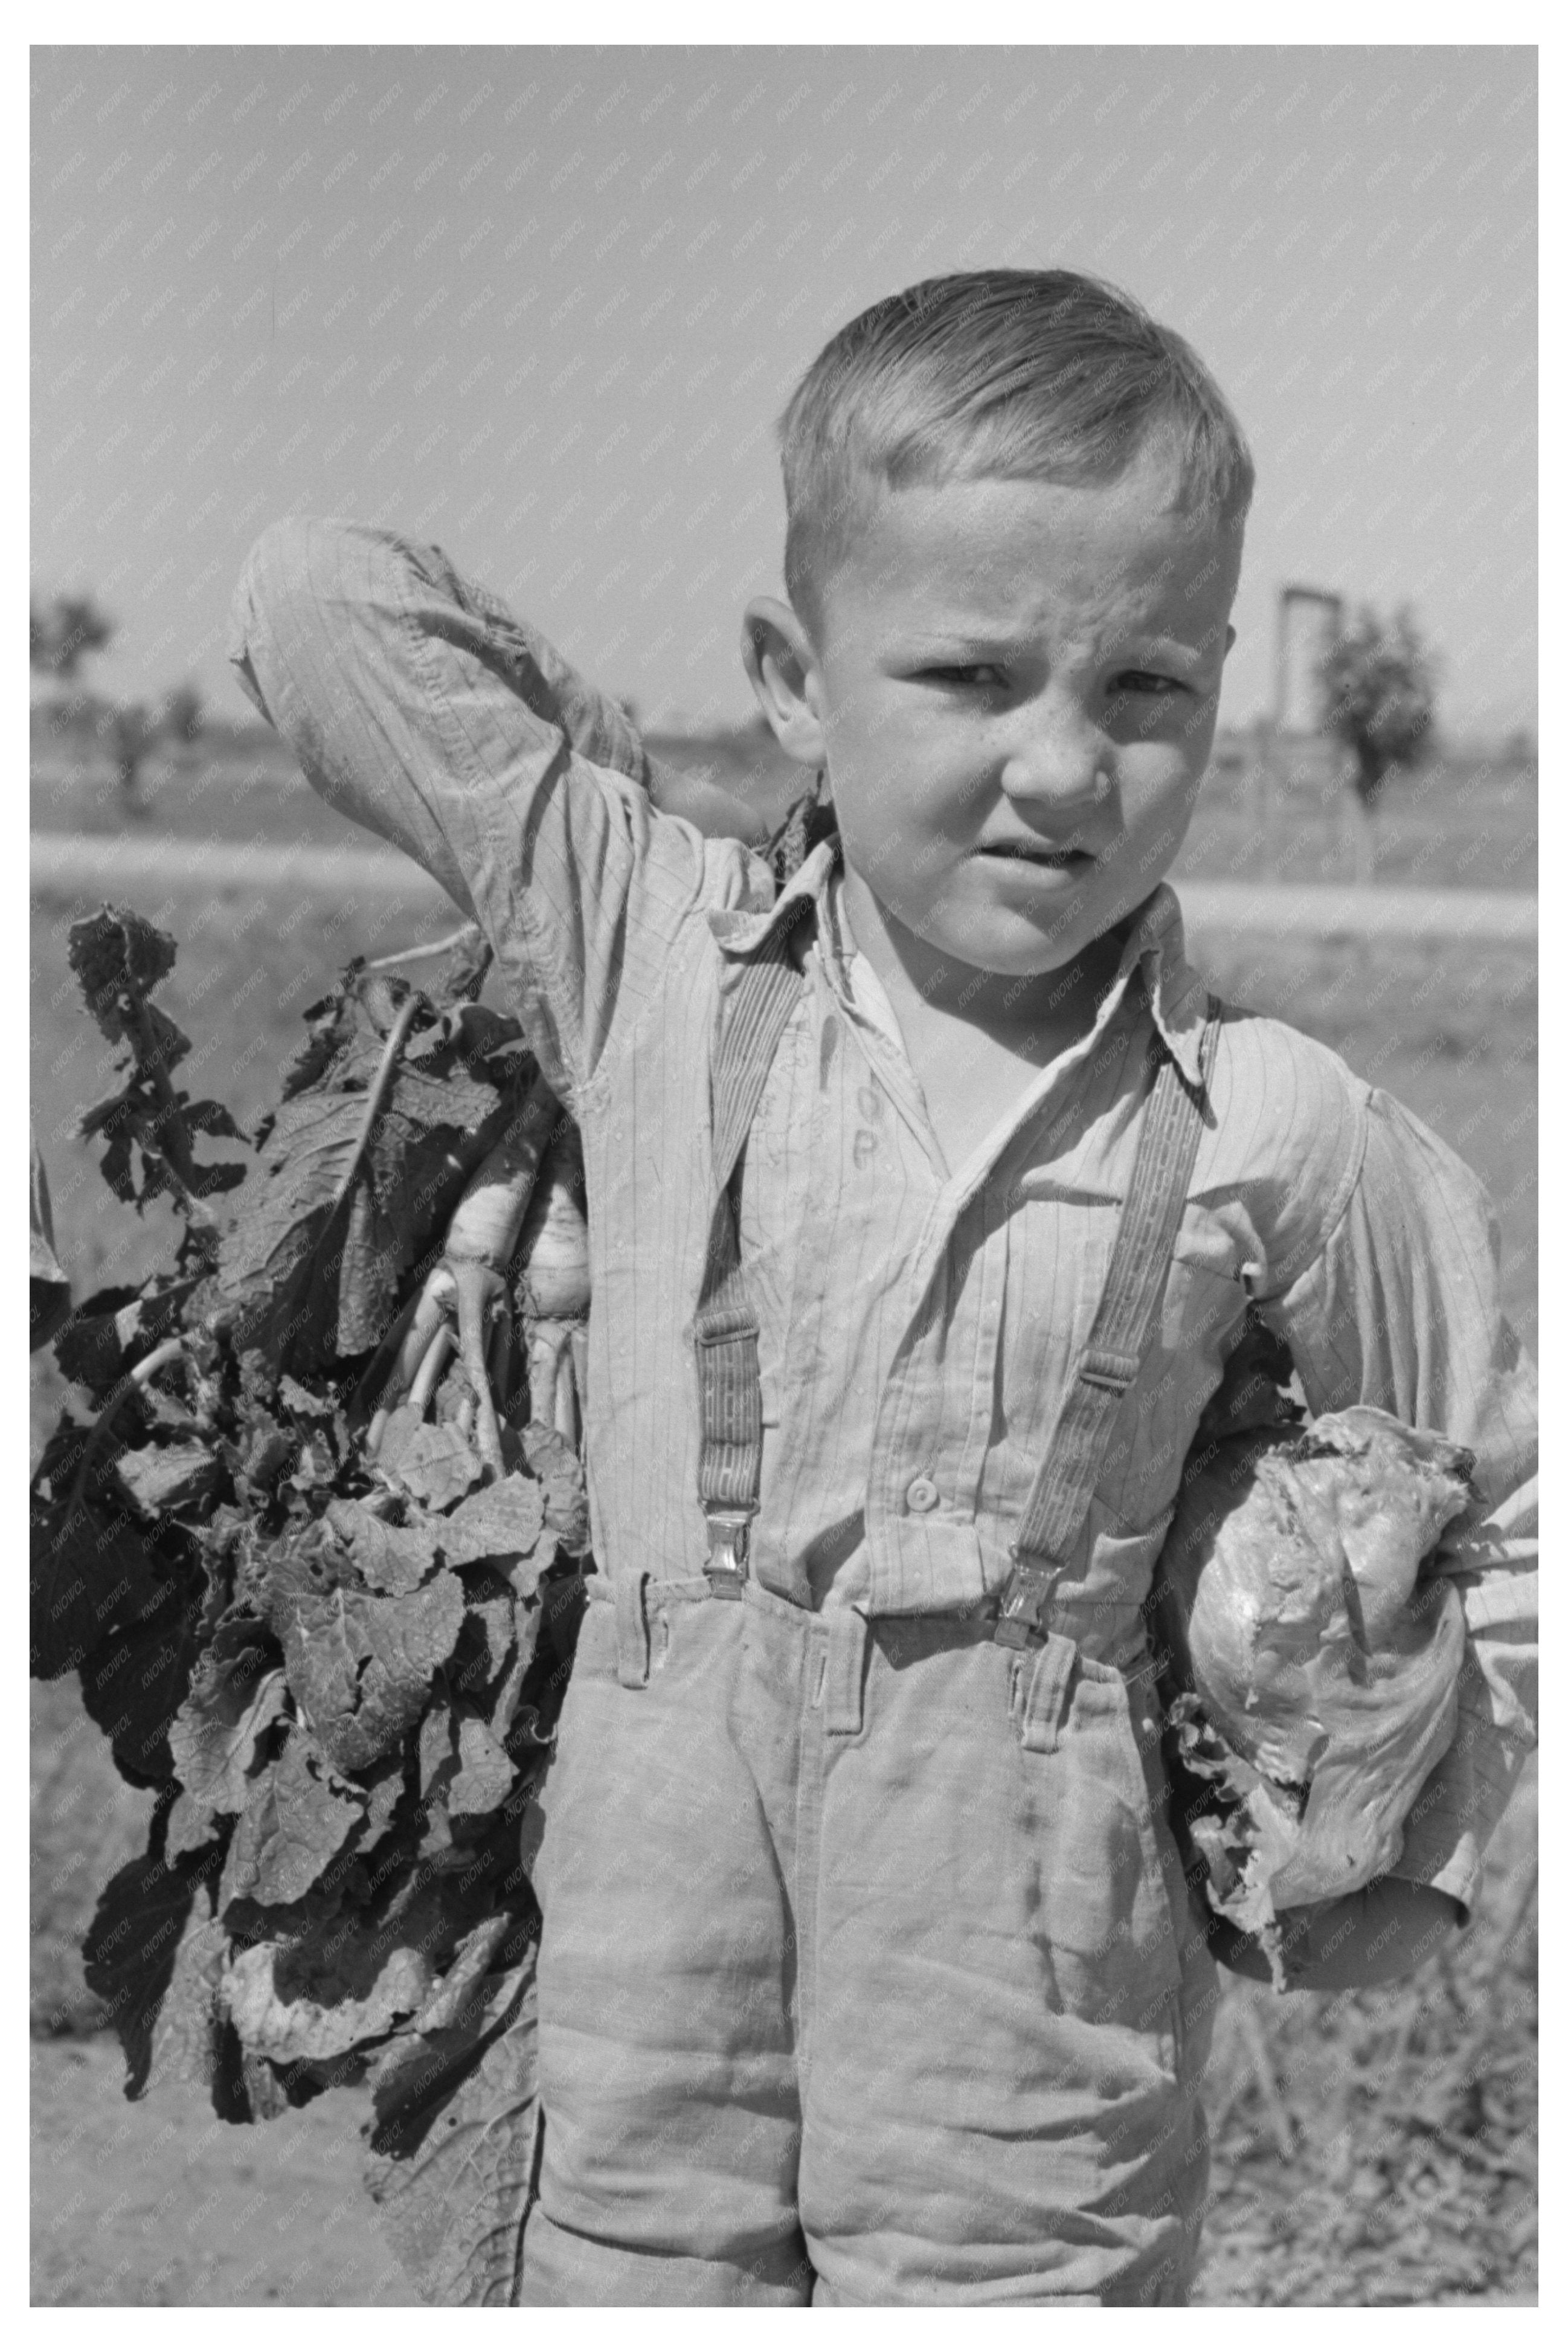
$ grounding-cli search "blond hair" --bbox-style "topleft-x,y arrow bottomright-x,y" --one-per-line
779,268 -> 1253,636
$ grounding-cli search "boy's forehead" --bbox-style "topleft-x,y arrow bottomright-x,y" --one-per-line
831,468 -> 1240,636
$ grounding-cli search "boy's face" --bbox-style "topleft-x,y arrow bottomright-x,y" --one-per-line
768,451 -> 1241,986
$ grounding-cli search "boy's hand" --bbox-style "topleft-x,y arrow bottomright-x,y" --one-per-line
1205,1877 -> 1461,1993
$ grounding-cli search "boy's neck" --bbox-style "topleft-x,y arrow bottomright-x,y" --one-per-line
838,861 -> 1124,1060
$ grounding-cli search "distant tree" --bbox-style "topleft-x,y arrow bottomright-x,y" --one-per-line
30,593 -> 114,680
160,685 -> 205,748
95,693 -> 199,816
33,591 -> 205,817
101,703 -> 162,817
1319,606 -> 1438,887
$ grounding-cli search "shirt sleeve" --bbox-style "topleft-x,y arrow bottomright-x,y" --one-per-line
1254,1086 -> 1538,1922
227,518 -> 770,1112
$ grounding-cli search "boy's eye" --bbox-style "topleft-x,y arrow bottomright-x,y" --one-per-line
919,663 -> 1008,689
1111,671 -> 1187,698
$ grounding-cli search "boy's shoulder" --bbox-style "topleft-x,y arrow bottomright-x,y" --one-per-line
1207,987 -> 1374,1119
1200,993 -> 1377,1290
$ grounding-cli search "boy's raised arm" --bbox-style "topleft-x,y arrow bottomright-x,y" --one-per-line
229,519 -> 771,1111
1256,1086 -> 1537,1931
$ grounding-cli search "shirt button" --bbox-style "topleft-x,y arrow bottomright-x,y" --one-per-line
904,1475 -> 940,1513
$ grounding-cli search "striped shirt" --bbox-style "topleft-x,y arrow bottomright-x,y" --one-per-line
230,518 -> 1537,1922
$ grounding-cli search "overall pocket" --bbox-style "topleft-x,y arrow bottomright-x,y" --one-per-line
1007,1636 -> 1186,2064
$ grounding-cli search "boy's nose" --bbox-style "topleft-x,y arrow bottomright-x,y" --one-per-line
997,710 -> 1114,826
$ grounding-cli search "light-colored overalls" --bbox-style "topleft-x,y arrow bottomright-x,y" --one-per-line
519,927 -> 1223,2307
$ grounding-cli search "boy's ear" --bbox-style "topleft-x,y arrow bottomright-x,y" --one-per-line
742,597 -> 827,770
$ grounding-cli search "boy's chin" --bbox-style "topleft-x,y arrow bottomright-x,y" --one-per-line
950,865 -> 1180,975
922,901 -> 1117,984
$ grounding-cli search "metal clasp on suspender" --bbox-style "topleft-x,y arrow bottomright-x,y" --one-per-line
993,1552 -> 1058,1649
702,1506 -> 753,1598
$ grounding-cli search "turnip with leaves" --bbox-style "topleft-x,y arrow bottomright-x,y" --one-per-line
29,905 -> 596,2246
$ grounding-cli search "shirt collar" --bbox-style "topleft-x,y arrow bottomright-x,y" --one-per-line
707,851 -> 1208,1088
705,839 -> 839,958
1104,883 -> 1211,1088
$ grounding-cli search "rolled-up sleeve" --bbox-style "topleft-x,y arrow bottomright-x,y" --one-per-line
228,518 -> 766,1109
1256,1087 -> 1537,1920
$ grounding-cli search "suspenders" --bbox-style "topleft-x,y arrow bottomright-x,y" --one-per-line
694,931 -> 809,1596
992,1017 -> 1218,1648
694,920 -> 1219,1642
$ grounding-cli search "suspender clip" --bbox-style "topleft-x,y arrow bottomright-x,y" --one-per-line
993,1552 -> 1058,1649
702,1506 -> 753,1597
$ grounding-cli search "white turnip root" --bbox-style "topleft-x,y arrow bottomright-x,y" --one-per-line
514,1130 -> 591,1449
363,1068 -> 563,1475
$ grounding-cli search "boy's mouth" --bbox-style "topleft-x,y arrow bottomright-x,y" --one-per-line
974,840 -> 1094,871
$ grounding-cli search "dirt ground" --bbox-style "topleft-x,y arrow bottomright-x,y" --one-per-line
31,2038 -> 410,2307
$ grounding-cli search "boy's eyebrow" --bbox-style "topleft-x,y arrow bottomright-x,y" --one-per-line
898,632 -> 1033,659
1112,631 -> 1215,665
896,626 -> 1214,664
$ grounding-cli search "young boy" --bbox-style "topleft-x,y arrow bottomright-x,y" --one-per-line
230,269 -> 1536,2308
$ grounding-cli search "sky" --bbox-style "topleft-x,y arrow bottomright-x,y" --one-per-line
31,44 -> 1536,737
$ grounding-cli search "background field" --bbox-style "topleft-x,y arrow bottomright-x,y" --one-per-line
29,738 -> 1536,2306
31,720 -> 1539,894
